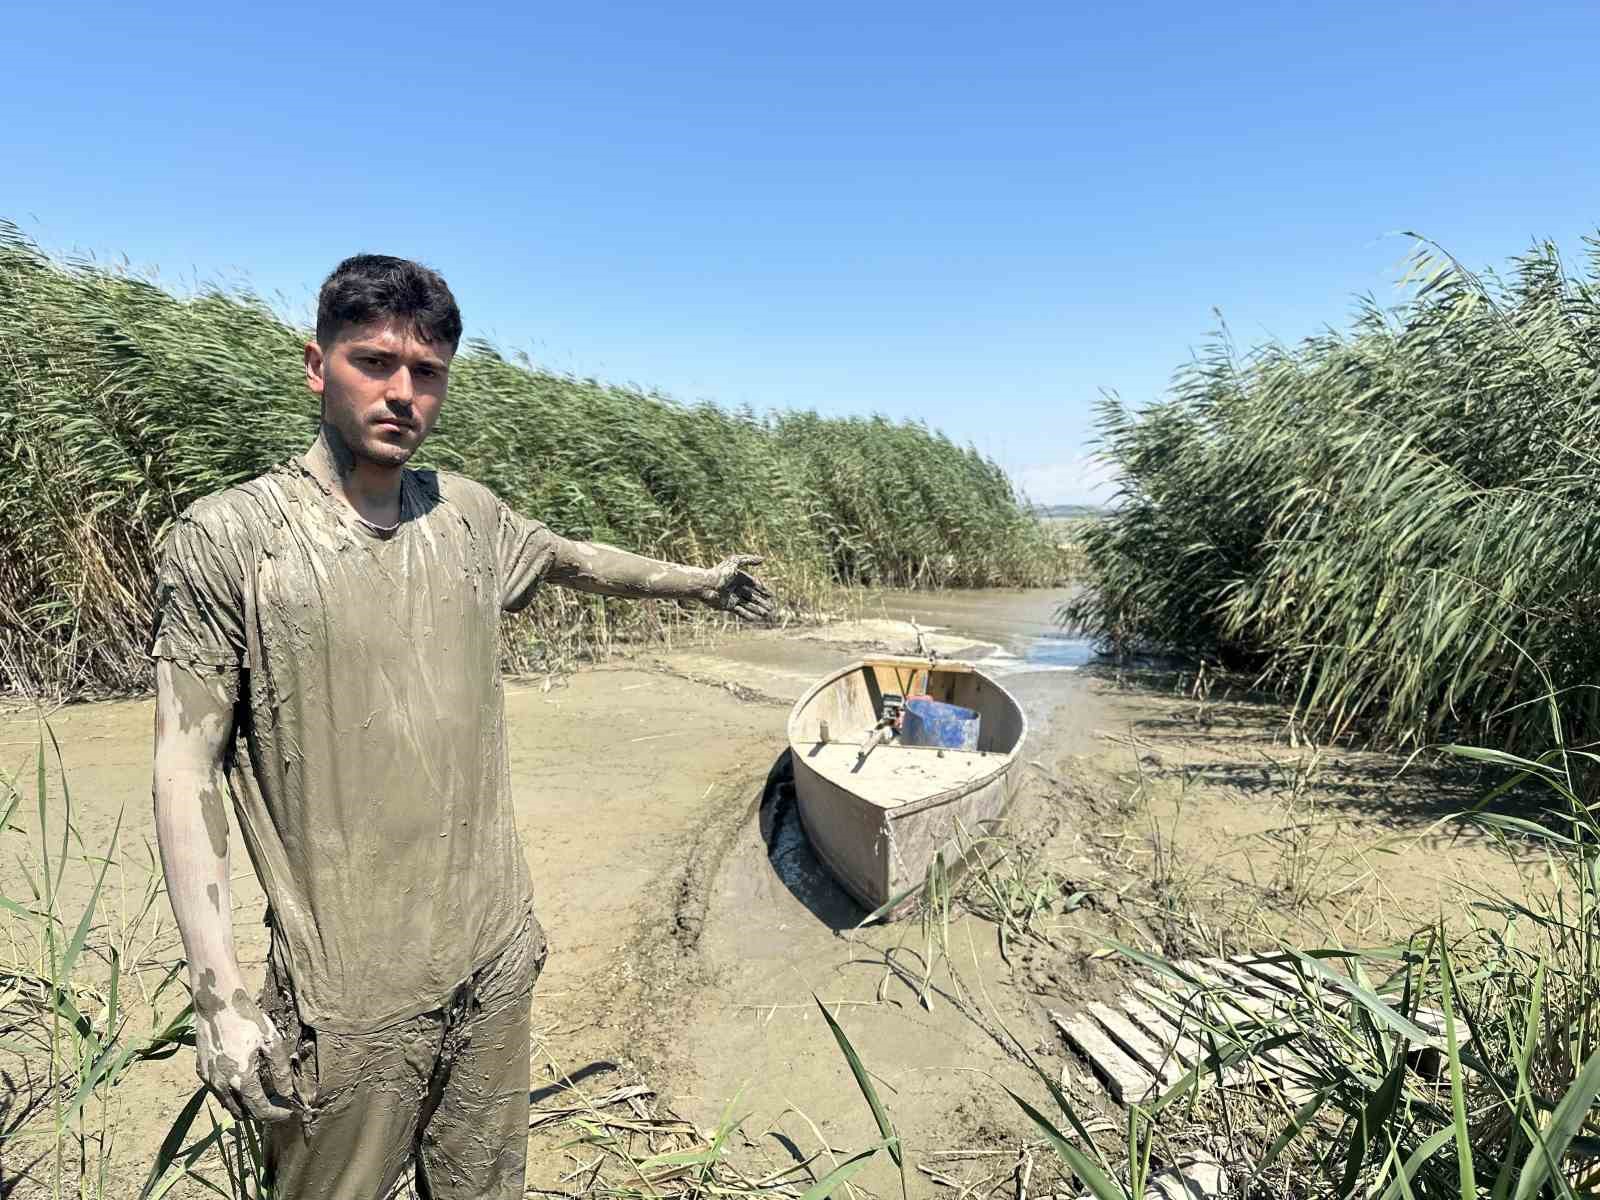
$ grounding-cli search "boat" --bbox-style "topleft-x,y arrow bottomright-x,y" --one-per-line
786,655 -> 1028,916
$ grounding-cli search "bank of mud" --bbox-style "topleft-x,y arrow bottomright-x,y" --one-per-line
0,598 -> 1545,1197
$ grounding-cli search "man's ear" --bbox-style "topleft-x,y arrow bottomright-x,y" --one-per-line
304,340 -> 326,397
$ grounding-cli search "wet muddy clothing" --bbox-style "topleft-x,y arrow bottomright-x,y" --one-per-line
150,456 -> 567,1032
262,908 -> 548,1199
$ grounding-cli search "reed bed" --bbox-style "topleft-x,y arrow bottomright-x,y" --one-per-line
1065,234 -> 1600,757
1059,233 -> 1600,1196
0,222 -> 1060,701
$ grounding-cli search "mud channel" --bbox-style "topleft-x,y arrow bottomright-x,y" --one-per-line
0,588 -> 1545,1197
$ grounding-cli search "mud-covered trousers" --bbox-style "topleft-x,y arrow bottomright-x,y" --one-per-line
260,911 -> 548,1200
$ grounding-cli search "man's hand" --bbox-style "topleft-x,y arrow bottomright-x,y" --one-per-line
701,554 -> 776,622
193,971 -> 299,1123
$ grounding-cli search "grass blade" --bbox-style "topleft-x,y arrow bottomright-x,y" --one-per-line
813,993 -> 904,1197
1513,1046 -> 1600,1200
1005,1087 -> 1124,1199
1438,937 -> 1476,1198
140,1085 -> 213,1198
798,1143 -> 885,1200
1377,1126 -> 1459,1200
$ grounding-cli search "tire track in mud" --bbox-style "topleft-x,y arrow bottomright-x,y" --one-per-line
592,758 -> 772,1086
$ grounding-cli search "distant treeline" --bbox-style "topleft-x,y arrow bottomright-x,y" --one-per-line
1066,235 -> 1600,755
0,223 -> 1059,699
1031,503 -> 1108,519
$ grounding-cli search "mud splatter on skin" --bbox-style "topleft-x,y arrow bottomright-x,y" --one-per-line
197,775 -> 229,859
189,962 -> 297,1121
206,882 -> 220,911
545,537 -> 718,601
154,657 -> 234,742
194,969 -> 224,1012
192,966 -> 227,1049
210,1052 -> 246,1096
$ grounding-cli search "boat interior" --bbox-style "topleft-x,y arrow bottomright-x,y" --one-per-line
790,659 -> 1025,809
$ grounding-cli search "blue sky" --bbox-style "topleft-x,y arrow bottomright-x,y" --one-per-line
7,1 -> 1597,503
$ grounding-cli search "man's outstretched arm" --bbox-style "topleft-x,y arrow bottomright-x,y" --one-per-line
152,659 -> 297,1123
545,537 -> 776,622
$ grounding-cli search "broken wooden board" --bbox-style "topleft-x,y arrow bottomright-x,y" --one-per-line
1053,952 -> 1442,1108
1086,1001 -> 1187,1089
1050,1010 -> 1160,1105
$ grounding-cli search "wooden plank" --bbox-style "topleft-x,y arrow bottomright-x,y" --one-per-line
1206,959 -> 1294,1012
1411,1005 -> 1466,1046
1166,962 -> 1317,1094
1232,954 -> 1306,995
1087,1002 -> 1185,1089
1131,973 -> 1229,1039
1181,959 -> 1277,1026
1052,1011 -> 1158,1105
1162,960 -> 1245,1015
1235,960 -> 1299,985
1125,983 -> 1252,1090
1121,995 -> 1202,1068
1241,954 -> 1411,1016
1207,962 -> 1328,1102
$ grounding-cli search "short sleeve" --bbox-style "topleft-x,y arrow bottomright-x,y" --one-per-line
496,501 -> 559,613
149,506 -> 248,671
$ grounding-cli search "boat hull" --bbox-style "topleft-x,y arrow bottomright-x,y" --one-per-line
786,657 -> 1027,915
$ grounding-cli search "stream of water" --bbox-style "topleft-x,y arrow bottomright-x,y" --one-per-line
849,587 -> 1103,738
857,586 -> 1098,671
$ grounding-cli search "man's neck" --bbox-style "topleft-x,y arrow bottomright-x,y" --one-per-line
302,427 -> 403,528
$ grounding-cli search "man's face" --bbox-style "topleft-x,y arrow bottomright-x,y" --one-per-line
305,320 -> 452,468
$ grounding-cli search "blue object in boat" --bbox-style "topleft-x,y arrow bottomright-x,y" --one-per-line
899,696 -> 980,751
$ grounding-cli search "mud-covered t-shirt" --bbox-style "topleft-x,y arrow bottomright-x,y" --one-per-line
150,457 -> 561,1033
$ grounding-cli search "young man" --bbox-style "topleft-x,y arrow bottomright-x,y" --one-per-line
150,255 -> 774,1200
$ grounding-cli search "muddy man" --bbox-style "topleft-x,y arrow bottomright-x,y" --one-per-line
150,255 -> 775,1199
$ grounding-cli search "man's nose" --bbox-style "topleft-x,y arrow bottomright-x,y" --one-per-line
386,367 -> 415,404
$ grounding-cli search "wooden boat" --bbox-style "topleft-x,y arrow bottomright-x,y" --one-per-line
786,656 -> 1027,915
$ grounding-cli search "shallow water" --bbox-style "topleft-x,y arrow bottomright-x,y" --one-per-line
858,586 -> 1096,666
854,586 -> 1100,734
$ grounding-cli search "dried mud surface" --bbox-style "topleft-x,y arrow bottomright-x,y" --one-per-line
0,613 -> 1542,1198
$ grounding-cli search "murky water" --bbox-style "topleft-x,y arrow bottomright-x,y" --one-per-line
855,586 -> 1097,673
692,586 -> 1104,738
853,587 -> 1102,737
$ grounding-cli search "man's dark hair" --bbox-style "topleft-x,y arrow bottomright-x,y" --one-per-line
315,254 -> 463,351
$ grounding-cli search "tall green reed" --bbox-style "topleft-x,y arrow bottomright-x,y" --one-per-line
0,222 -> 1060,702
1066,232 -> 1600,758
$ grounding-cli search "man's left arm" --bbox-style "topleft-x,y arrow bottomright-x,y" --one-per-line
545,536 -> 776,623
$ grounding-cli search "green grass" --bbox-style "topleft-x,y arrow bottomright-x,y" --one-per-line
1065,232 -> 1600,757
0,221 -> 1062,701
0,726 -> 194,1198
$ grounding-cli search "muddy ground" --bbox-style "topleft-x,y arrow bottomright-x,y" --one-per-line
0,591 -> 1547,1197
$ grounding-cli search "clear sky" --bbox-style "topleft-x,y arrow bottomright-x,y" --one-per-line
6,1 -> 1597,504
